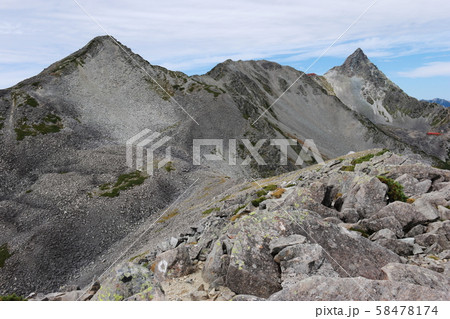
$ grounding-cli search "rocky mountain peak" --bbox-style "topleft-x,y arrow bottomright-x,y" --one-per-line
336,48 -> 378,78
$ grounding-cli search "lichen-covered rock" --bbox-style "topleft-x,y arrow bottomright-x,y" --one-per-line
268,276 -> 449,301
92,263 -> 164,301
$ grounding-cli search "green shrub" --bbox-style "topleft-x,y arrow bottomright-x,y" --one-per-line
25,96 -> 38,107
251,196 -> 267,207
0,244 -> 12,268
340,165 -> 355,172
263,184 -> 277,192
256,189 -> 267,197
0,294 -> 26,301
233,205 -> 246,215
377,176 -> 408,202
285,183 -> 296,188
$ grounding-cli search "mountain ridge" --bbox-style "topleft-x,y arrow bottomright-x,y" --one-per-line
0,37 -> 448,296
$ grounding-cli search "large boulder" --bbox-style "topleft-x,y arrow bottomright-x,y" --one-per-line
274,243 -> 338,287
92,263 -> 164,301
395,174 -> 419,197
340,177 -> 388,220
268,276 -> 449,301
202,207 -> 401,297
362,201 -> 439,235
152,246 -> 195,282
414,221 -> 450,253
381,263 -> 449,292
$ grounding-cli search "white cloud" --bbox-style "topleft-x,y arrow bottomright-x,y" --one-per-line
398,62 -> 450,78
1,0 -> 450,84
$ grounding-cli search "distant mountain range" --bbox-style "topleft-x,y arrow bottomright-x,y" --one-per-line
422,98 -> 450,107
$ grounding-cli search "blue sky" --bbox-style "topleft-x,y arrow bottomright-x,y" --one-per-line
1,0 -> 450,100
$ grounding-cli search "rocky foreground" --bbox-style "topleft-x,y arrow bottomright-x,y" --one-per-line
28,150 -> 449,301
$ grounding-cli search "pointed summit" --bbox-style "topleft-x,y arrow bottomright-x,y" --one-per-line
339,48 -> 374,76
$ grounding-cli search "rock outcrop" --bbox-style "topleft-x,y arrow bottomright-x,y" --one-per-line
33,149 -> 448,301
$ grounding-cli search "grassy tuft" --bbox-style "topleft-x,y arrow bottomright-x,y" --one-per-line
202,207 -> 219,215
340,165 -> 355,172
0,294 -> 27,301
99,171 -> 147,198
375,149 -> 389,156
351,154 -> 375,165
377,176 -> 408,202
164,161 -> 175,172
157,209 -> 179,223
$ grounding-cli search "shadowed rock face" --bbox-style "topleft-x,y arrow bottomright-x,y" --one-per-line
0,37 -> 448,296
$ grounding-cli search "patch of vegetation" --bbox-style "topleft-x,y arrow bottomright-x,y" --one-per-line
15,114 -> 63,141
263,184 -> 277,192
99,183 -> 111,191
203,85 -> 222,97
375,149 -> 389,156
406,198 -> 416,204
157,209 -> 179,223
99,171 -> 148,198
351,154 -> 375,165
164,161 -> 175,172
340,165 -> 355,172
251,196 -> 267,207
427,255 -> 439,261
25,190 -> 32,194
0,244 -> 12,268
230,211 -> 250,222
233,205 -> 246,216
31,81 -> 40,88
256,189 -> 268,197
202,207 -> 219,215
129,251 -> 148,263
219,194 -> 231,202
25,96 -> 38,107
271,188 -> 285,198
285,183 -> 296,188
0,294 -> 27,301
377,176 -> 408,203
